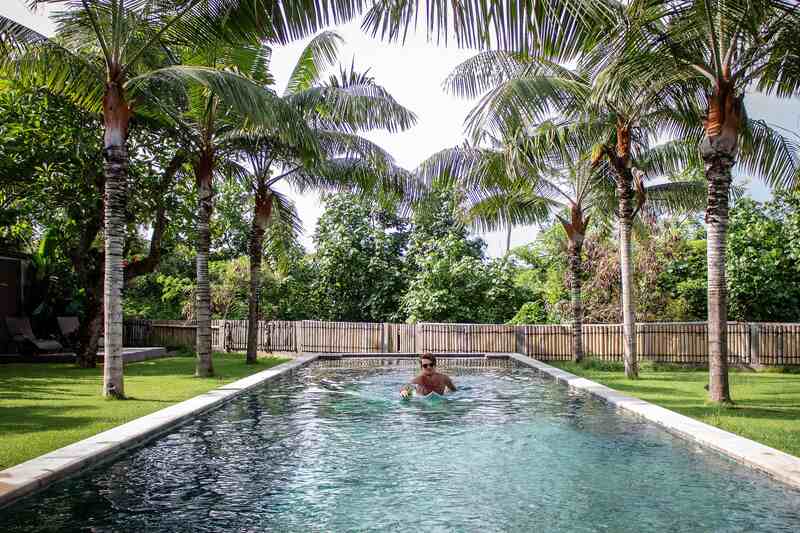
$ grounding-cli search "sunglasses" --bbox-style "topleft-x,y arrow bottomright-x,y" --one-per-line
421,363 -> 435,369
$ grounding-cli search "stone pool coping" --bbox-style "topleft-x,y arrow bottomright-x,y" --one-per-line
507,353 -> 800,490
0,353 -> 320,509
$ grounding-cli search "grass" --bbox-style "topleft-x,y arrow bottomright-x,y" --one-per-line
552,360 -> 800,457
0,352 -> 289,470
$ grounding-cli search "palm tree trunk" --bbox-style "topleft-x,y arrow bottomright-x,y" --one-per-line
617,171 -> 638,379
701,84 -> 740,404
195,150 -> 214,377
246,186 -> 272,364
101,80 -> 131,398
568,238 -> 584,362
705,186 -> 731,402
618,215 -> 638,377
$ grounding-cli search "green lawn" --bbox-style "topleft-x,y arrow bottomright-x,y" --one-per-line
0,352 -> 289,470
553,361 -> 800,457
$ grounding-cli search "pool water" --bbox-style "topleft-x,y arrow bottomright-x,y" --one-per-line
2,365 -> 799,532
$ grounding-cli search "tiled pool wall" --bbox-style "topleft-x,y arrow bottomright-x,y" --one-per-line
2,351 -> 799,511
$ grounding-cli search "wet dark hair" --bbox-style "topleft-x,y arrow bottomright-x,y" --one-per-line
419,352 -> 436,366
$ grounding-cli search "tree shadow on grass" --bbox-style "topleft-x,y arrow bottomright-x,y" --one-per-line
0,405 -> 97,437
596,382 -> 703,397
0,375 -> 102,401
647,397 -> 799,423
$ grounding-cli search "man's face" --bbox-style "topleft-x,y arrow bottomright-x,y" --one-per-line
420,358 -> 435,375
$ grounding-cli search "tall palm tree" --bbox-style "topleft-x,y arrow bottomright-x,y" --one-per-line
0,1 -> 363,395
140,40 -> 319,376
236,153 -> 303,364
443,48 -> 706,377
418,120 -> 703,363
610,0 -> 800,402
230,34 -> 416,363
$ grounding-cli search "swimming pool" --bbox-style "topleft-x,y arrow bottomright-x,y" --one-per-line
1,362 -> 799,531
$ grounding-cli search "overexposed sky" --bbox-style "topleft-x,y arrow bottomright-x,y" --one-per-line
3,1 -> 799,257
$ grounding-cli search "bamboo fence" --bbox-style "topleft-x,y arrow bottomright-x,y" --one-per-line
121,319 -> 800,366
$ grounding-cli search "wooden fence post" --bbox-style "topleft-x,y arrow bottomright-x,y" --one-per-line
750,322 -> 760,366
295,321 -> 303,353
415,323 -> 423,353
515,326 -> 525,355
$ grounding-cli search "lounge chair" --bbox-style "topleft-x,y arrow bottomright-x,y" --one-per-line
4,317 -> 63,355
56,316 -> 105,349
57,316 -> 80,348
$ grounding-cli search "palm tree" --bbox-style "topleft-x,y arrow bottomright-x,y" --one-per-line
229,34 -> 416,363
609,0 -> 800,402
140,40 -> 321,376
416,135 -> 596,361
443,47 -> 707,377
417,118 -> 703,363
1,1 -> 363,394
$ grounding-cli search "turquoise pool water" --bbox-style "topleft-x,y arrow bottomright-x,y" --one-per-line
1,364 -> 799,531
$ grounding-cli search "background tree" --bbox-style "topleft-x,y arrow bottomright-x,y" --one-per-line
0,84 -> 187,366
400,188 -> 531,323
0,2 -> 271,394
311,193 -> 409,322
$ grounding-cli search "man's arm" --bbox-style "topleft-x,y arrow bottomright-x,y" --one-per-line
444,375 -> 457,392
401,375 -> 422,398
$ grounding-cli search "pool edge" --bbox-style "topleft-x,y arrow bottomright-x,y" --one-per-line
507,353 -> 800,491
0,353 -> 320,510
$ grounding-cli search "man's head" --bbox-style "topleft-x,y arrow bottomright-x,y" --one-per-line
420,352 -> 436,374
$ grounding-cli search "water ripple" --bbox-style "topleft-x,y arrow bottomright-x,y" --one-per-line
1,366 -> 799,532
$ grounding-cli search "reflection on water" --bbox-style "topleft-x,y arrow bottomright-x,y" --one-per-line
1,365 -> 799,532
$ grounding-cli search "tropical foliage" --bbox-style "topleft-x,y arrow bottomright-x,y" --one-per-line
2,1 -> 799,405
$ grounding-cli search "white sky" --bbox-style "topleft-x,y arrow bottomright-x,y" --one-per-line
4,1 -> 799,257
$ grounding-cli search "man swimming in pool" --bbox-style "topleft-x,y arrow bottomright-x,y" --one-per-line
400,353 -> 456,398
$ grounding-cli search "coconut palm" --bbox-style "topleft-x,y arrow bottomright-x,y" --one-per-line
442,46 -> 709,378
229,35 -> 416,363
606,0 -> 800,402
417,119 -> 704,363
138,40 -> 321,376
0,1 -> 364,395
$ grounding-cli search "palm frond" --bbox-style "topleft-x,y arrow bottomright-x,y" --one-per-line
641,180 -> 707,217
443,50 -> 581,99
129,65 -> 316,149
284,30 -> 342,96
291,81 -> 417,133
0,31 -> 105,113
636,139 -> 703,181
361,0 -> 612,59
464,76 -> 589,139
466,186 -> 556,233
0,15 -> 48,55
263,189 -> 304,274
739,118 -> 800,190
